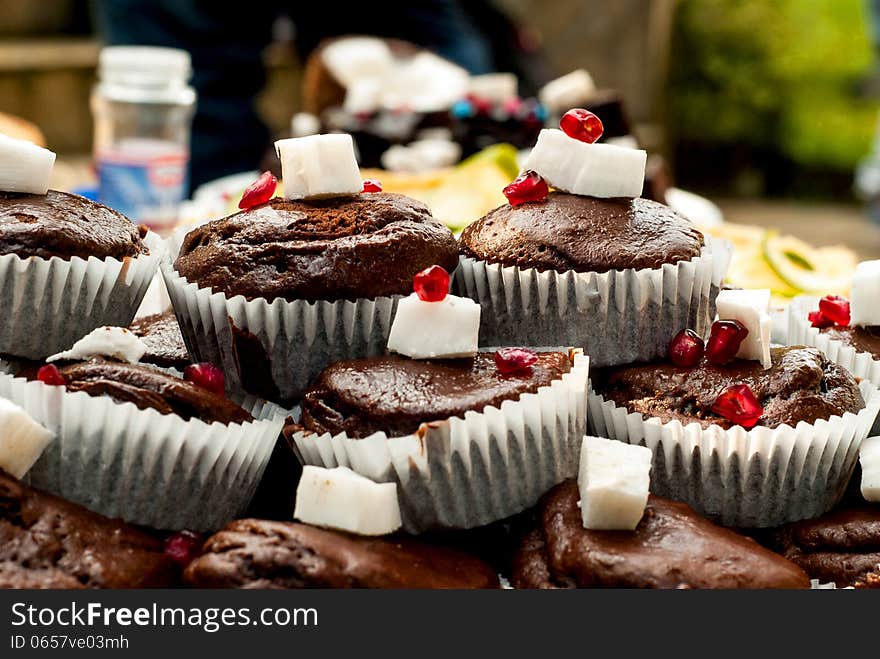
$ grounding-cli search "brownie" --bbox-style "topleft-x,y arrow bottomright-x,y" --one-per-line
300,351 -> 572,438
0,190 -> 148,261
511,480 -> 809,589
0,469 -> 177,588
184,519 -> 500,589
174,193 -> 459,302
767,505 -> 880,587
818,324 -> 880,359
129,311 -> 190,370
591,346 -> 865,430
25,358 -> 252,425
459,192 -> 704,274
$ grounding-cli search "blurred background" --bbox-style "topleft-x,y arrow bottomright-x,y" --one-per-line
1,0 -> 878,298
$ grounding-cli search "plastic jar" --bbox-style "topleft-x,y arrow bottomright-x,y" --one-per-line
91,46 -> 196,232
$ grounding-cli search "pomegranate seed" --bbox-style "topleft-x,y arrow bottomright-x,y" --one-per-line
36,364 -> 66,386
239,171 -> 277,210
495,347 -> 539,376
705,320 -> 749,365
808,310 -> 834,329
668,329 -> 705,367
467,93 -> 493,114
503,170 -> 549,206
818,295 -> 850,326
711,384 -> 763,429
502,97 -> 523,116
164,530 -> 203,567
413,265 -> 450,302
183,362 -> 226,397
362,178 -> 383,193
559,108 -> 604,144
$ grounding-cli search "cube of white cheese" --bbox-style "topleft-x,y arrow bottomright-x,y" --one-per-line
860,436 -> 880,502
578,436 -> 652,531
275,134 -> 363,200
715,288 -> 772,369
294,466 -> 402,536
851,260 -> 880,327
0,397 -> 54,479
387,293 -> 480,359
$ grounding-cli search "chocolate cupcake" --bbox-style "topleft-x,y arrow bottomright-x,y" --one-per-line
184,519 -> 500,589
589,346 -> 880,527
511,480 -> 809,589
129,310 -> 190,371
291,349 -> 589,532
163,191 -> 459,404
0,189 -> 161,359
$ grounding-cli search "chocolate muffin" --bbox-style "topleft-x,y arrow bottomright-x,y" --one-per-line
591,346 -> 865,430
767,505 -> 880,587
28,358 -> 252,425
0,190 -> 148,261
817,324 -> 880,359
511,480 -> 809,589
174,192 -> 458,302
0,469 -> 177,588
300,351 -> 572,438
458,192 -> 704,274
184,519 -> 500,589
129,310 -> 190,370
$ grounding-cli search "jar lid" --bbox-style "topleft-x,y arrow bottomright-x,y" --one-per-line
98,46 -> 192,87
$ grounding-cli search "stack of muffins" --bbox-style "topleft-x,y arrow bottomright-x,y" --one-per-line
2,113 -> 880,590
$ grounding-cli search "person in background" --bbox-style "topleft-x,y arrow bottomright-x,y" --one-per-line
93,0 -> 546,192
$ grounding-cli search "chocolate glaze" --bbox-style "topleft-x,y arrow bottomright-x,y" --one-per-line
591,346 -> 864,430
184,519 -> 500,589
511,480 -> 809,589
0,469 -> 177,588
0,190 -> 147,260
768,505 -> 880,587
175,193 -> 459,302
818,324 -> 880,359
29,358 -> 252,425
458,192 -> 704,274
129,311 -> 190,370
300,351 -> 572,438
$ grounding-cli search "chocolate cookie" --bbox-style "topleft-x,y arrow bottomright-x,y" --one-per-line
0,469 -> 177,588
175,193 -> 459,302
129,311 -> 190,370
511,480 -> 809,589
459,192 -> 704,274
0,190 -> 148,261
767,505 -> 880,587
300,351 -> 572,438
184,519 -> 500,589
591,346 -> 864,430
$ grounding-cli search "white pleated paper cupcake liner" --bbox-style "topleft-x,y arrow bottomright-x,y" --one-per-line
0,369 -> 285,532
161,248 -> 400,405
291,351 -> 589,533
452,240 -> 731,368
587,379 -> 880,527
0,232 -> 162,359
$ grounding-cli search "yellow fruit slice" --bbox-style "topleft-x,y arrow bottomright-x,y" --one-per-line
762,232 -> 855,295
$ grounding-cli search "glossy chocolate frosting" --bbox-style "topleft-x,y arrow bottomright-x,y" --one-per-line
819,324 -> 880,359
591,346 -> 864,430
511,480 -> 809,589
0,469 -> 177,588
458,192 -> 704,273
0,190 -> 148,260
41,358 -> 252,425
184,519 -> 500,589
300,351 -> 572,438
175,192 -> 459,302
129,311 -> 190,370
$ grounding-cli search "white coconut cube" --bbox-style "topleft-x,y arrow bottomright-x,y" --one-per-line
387,293 -> 480,359
294,466 -> 402,536
0,397 -> 54,479
578,436 -> 652,531
860,436 -> 880,502
275,134 -> 363,200
538,69 -> 596,112
715,289 -> 772,369
0,134 -> 56,195
851,260 -> 880,327
468,73 -> 518,104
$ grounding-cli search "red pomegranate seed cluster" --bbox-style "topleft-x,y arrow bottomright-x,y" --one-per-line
705,320 -> 749,365
711,384 -> 764,429
362,178 -> 383,193
36,364 -> 66,386
503,170 -> 549,206
494,347 -> 539,376
668,329 -> 704,367
809,295 -> 850,328
163,530 -> 203,567
413,265 -> 450,302
238,171 -> 277,210
183,362 -> 226,397
559,108 -> 604,144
